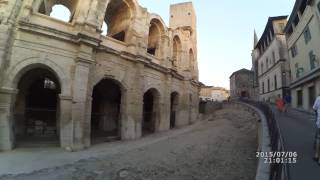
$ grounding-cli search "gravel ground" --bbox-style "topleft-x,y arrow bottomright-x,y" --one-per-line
0,107 -> 258,180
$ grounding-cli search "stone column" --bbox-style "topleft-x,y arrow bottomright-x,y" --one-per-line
158,75 -> 171,131
176,82 -> 189,127
0,87 -> 17,151
59,95 -> 73,150
70,58 -> 92,151
122,63 -> 144,140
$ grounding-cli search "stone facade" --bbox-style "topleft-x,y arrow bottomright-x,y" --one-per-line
0,0 -> 200,151
200,86 -> 229,102
229,69 -> 255,99
252,16 -> 291,103
284,0 -> 320,111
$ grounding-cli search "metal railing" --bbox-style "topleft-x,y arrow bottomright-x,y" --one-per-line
241,100 -> 290,180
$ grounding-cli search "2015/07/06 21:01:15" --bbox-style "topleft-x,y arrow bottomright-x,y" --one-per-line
256,151 -> 298,164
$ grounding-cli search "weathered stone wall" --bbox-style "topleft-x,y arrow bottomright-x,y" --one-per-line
0,0 -> 200,151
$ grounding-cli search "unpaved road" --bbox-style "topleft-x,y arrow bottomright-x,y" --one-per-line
0,106 -> 258,180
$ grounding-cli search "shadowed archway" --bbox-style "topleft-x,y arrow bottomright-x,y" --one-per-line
14,68 -> 61,147
91,79 -> 122,144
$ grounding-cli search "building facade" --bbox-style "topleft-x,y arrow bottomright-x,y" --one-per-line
229,69 -> 255,99
284,0 -> 320,111
252,16 -> 291,103
200,86 -> 229,102
0,0 -> 200,151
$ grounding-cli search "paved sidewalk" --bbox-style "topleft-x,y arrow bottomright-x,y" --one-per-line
272,107 -> 320,180
0,120 -> 205,176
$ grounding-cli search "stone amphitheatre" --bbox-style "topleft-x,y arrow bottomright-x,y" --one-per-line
0,0 -> 200,151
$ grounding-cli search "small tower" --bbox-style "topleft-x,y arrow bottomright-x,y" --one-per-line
169,2 -> 196,33
253,30 -> 258,49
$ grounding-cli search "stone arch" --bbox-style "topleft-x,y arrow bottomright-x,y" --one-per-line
189,48 -> 195,71
102,0 -> 138,41
13,68 -> 62,147
90,77 -> 127,144
5,57 -> 71,96
172,35 -> 182,68
37,0 -> 79,22
142,88 -> 161,135
147,17 -> 166,57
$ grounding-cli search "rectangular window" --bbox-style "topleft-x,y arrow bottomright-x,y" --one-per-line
304,26 -> 312,44
297,90 -> 303,107
274,75 -> 277,90
309,50 -> 316,70
291,44 -> 298,58
295,63 -> 299,78
309,86 -> 316,108
262,82 -> 265,94
295,63 -> 304,78
279,23 -> 285,32
272,51 -> 276,64
267,79 -> 270,92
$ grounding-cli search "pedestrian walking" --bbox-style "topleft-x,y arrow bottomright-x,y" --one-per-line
275,94 -> 284,114
313,95 -> 320,164
284,93 -> 292,113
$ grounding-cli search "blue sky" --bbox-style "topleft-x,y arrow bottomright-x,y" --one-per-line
52,0 -> 295,89
138,0 -> 295,89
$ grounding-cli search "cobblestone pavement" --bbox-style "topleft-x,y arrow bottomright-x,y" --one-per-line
0,106 -> 258,180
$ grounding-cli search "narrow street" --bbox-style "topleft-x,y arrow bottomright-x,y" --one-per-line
0,106 -> 257,180
272,107 -> 320,180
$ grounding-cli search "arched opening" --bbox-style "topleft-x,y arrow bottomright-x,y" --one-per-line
147,19 -> 164,56
189,49 -> 195,71
14,68 -> 61,147
172,36 -> 182,68
102,0 -> 134,42
241,91 -> 248,98
142,88 -> 160,135
38,0 -> 78,23
91,79 -> 122,144
170,92 -> 179,129
49,5 -> 71,22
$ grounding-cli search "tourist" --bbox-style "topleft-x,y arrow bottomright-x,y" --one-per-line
275,94 -> 284,114
284,93 -> 292,113
313,94 -> 320,164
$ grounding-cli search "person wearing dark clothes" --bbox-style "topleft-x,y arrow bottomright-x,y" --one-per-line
284,93 -> 292,113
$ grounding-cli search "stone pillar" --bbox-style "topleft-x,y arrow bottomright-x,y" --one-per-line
176,82 -> 189,127
84,96 -> 92,147
0,87 -> 17,151
158,75 -> 171,131
121,63 -> 144,140
59,95 -> 73,150
160,35 -> 170,66
70,59 -> 92,151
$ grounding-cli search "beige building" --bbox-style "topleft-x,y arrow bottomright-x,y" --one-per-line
229,69 -> 255,99
200,86 -> 229,102
284,0 -> 320,110
252,16 -> 291,103
0,0 -> 200,151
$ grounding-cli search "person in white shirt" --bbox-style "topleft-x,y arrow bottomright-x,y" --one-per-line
313,95 -> 320,163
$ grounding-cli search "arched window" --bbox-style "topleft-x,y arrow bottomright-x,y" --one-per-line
172,36 -> 182,68
38,0 -> 78,23
189,49 -> 195,71
147,19 -> 165,56
102,0 -> 135,42
49,5 -> 71,22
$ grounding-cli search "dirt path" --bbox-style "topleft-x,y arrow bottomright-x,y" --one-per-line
0,107 -> 258,180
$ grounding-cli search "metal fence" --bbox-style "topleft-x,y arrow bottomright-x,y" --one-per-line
241,100 -> 290,180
